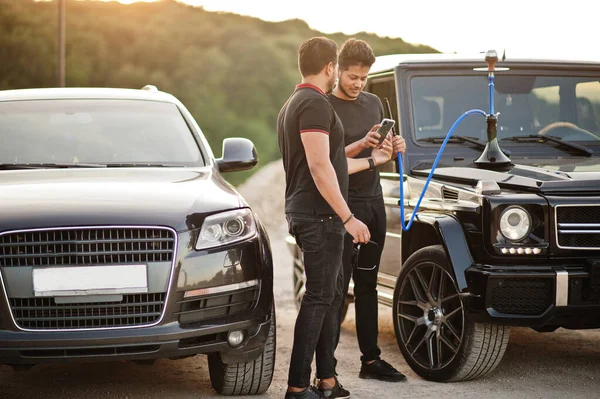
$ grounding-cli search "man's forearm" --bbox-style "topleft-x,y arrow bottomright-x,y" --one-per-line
309,162 -> 352,220
347,157 -> 371,175
345,141 -> 364,158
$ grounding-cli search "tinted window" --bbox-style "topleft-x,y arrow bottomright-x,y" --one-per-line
411,75 -> 600,142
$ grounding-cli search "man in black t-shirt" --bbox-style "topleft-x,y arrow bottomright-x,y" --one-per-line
278,37 -> 394,399
328,38 -> 407,383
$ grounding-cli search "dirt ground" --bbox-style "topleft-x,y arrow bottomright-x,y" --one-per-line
0,160 -> 599,398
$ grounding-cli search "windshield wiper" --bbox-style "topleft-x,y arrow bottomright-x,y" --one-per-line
103,163 -> 181,167
419,136 -> 511,156
0,163 -> 107,170
501,135 -> 593,157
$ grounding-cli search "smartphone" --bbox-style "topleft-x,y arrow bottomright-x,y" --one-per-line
376,118 -> 396,145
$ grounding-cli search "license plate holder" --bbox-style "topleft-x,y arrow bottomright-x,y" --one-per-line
33,265 -> 148,297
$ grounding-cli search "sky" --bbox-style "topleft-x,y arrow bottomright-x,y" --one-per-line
116,0 -> 599,62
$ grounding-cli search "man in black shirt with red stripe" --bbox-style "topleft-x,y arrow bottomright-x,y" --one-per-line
328,38 -> 407,383
278,37 -> 394,399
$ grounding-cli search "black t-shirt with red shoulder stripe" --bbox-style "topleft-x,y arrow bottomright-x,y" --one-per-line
277,83 -> 348,215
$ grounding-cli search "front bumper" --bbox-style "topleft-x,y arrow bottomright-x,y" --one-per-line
0,220 -> 275,366
465,263 -> 600,329
0,310 -> 272,366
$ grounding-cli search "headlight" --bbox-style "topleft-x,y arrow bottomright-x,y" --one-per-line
499,206 -> 531,241
196,208 -> 256,250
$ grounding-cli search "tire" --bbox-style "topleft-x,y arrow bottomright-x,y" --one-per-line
208,306 -> 276,395
392,245 -> 510,382
292,245 -> 351,322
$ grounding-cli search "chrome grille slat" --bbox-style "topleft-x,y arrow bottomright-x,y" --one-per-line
558,223 -> 600,228
559,230 -> 600,234
556,205 -> 600,249
11,301 -> 165,311
16,313 -> 162,322
2,249 -> 172,259
0,238 -> 174,248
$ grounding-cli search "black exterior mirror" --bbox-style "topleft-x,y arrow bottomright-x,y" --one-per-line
216,137 -> 258,173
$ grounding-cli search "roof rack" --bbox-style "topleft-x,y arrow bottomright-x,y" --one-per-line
141,85 -> 158,93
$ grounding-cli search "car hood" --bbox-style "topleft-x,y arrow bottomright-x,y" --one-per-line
414,157 -> 600,195
0,167 -> 243,232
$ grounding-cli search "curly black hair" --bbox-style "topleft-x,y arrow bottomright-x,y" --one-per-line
338,38 -> 376,71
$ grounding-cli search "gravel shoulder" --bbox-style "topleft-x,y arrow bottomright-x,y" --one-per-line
0,160 -> 598,398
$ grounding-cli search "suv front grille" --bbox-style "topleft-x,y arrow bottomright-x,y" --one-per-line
10,293 -> 165,330
0,227 -> 175,267
489,278 -> 553,315
556,205 -> 600,249
0,227 -> 175,330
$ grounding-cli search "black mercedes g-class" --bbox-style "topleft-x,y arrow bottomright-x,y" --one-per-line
288,52 -> 600,382
0,86 -> 274,396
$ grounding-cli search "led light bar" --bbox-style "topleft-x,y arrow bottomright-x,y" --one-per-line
500,247 -> 542,255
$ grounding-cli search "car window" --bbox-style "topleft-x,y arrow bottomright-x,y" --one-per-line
575,82 -> 600,134
410,75 -> 600,142
0,99 -> 205,165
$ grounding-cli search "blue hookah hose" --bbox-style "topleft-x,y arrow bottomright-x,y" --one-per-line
396,53 -> 497,231
396,109 -> 487,231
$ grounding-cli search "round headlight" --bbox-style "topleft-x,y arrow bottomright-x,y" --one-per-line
499,206 -> 531,241
224,217 -> 245,237
201,224 -> 222,242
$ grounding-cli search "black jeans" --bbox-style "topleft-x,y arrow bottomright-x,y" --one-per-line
335,196 -> 386,364
286,213 -> 346,388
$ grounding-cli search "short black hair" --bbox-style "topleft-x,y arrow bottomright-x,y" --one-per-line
338,38 -> 376,71
298,37 -> 338,77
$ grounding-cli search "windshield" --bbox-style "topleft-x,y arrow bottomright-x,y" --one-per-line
0,99 -> 204,166
411,74 -> 600,143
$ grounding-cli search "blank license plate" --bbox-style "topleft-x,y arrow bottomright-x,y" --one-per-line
33,265 -> 148,297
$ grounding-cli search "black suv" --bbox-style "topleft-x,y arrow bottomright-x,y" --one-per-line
0,86 -> 274,396
288,53 -> 600,382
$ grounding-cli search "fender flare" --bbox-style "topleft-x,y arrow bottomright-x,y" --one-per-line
403,213 -> 473,291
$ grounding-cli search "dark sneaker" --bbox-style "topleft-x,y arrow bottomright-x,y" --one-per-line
317,377 -> 350,399
285,386 -> 327,399
359,359 -> 407,382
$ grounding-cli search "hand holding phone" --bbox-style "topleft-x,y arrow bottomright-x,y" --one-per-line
375,118 -> 395,145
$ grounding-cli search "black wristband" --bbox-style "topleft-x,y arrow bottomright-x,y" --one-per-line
367,157 -> 375,170
343,213 -> 354,225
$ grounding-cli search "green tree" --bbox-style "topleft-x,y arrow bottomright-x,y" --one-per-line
0,0 -> 438,186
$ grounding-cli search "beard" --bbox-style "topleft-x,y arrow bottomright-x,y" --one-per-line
338,81 -> 359,99
326,73 -> 336,94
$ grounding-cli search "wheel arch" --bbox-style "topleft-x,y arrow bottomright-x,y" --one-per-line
401,213 -> 473,291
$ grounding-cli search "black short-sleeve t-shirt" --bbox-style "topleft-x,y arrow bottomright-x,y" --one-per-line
327,91 -> 385,199
277,83 -> 348,215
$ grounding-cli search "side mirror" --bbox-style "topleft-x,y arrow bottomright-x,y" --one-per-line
216,137 -> 258,173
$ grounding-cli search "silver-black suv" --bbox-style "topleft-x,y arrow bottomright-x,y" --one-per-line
289,53 -> 600,382
0,86 -> 275,395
